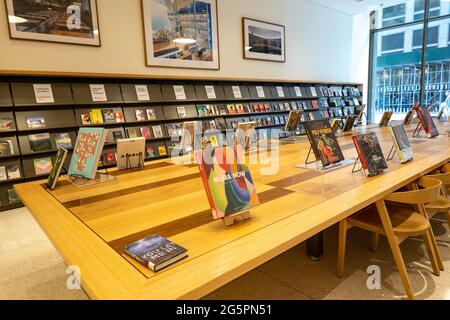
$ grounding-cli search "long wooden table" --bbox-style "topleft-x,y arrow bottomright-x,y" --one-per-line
14,123 -> 450,299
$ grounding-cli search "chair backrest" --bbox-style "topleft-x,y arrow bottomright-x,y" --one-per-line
384,177 -> 442,205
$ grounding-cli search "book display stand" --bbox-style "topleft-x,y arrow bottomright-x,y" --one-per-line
386,145 -> 396,161
125,152 -> 145,171
351,156 -> 384,177
223,211 -> 252,227
411,122 -> 424,139
66,171 -> 115,187
297,147 -> 354,172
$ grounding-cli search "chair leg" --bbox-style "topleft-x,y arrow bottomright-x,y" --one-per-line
422,230 -> 441,276
371,233 -> 380,252
337,219 -> 347,278
446,211 -> 450,229
427,226 -> 444,272
376,200 -> 414,300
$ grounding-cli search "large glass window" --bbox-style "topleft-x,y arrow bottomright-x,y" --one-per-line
369,0 -> 450,123
382,4 -> 407,27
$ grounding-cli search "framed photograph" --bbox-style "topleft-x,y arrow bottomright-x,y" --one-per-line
141,0 -> 220,70
5,0 -> 101,46
242,17 -> 285,63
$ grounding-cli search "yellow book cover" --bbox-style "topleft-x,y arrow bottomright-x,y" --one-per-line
90,109 -> 103,125
158,146 -> 167,156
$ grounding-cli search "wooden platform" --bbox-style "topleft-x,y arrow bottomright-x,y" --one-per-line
14,123 -> 450,299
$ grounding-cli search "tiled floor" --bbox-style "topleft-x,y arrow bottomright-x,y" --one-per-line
1,207 -> 449,300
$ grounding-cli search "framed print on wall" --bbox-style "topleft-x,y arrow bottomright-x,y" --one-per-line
5,0 -> 101,46
142,0 -> 220,70
242,17 -> 285,63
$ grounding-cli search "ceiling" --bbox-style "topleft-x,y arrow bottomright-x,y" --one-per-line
307,0 -> 406,15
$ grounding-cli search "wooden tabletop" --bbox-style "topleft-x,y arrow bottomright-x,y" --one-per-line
14,123 -> 450,299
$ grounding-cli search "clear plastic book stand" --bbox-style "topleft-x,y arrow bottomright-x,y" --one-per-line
64,158 -> 116,188
295,146 -> 355,173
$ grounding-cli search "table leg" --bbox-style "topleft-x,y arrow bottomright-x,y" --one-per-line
307,232 -> 324,261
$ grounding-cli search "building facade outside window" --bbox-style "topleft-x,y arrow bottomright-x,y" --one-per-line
369,0 -> 450,123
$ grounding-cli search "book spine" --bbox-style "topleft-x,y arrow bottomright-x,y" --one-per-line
352,136 -> 369,174
195,151 -> 221,219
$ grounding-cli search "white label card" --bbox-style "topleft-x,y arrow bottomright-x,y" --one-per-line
232,86 -> 242,99
33,84 -> 54,104
310,87 -> 317,97
173,85 -> 187,100
90,84 -> 107,102
205,85 -> 216,99
256,86 -> 265,98
276,86 -> 285,98
135,85 -> 150,101
294,86 -> 302,97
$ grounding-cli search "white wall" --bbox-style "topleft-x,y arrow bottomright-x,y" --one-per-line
0,0 -> 354,82
350,11 -> 371,103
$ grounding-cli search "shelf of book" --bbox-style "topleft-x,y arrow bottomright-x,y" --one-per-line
0,77 -> 362,212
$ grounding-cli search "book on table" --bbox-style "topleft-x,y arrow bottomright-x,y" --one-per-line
413,105 -> 439,138
124,235 -> 188,272
284,110 -> 303,133
195,145 -> 260,220
303,119 -> 345,167
403,110 -> 415,125
46,147 -> 69,190
68,127 -> 107,180
388,125 -> 414,163
342,115 -> 357,132
352,132 -> 388,176
379,111 -> 393,127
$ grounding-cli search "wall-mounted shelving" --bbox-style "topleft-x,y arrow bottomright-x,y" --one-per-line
0,76 -> 363,212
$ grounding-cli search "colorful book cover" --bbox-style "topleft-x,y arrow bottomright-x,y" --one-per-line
158,146 -> 167,156
81,113 -> 91,125
68,127 -> 107,179
218,105 -> 228,115
115,112 -> 125,123
124,235 -> 188,272
47,147 -> 68,190
146,109 -> 157,120
101,109 -> 116,123
304,119 -> 345,167
146,145 -> 156,158
227,104 -> 237,115
54,133 -> 72,149
343,115 -> 357,132
135,109 -> 146,121
330,119 -> 341,133
236,104 -> 245,114
379,111 -> 393,127
195,146 -> 260,220
196,105 -> 207,117
414,105 -> 439,138
34,157 -> 53,176
352,133 -> 388,176
6,164 -> 21,180
388,125 -> 414,163
112,131 -> 124,141
177,106 -> 187,118
7,187 -> 20,204
140,127 -> 152,140
0,118 -> 14,131
29,133 -> 52,152
152,126 -> 164,138
105,152 -> 116,163
90,109 -> 104,125
0,140 -> 14,156
127,128 -> 140,138
26,116 -> 46,129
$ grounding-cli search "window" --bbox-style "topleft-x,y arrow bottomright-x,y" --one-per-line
414,0 -> 441,21
381,32 -> 405,54
382,4 -> 406,27
412,26 -> 439,50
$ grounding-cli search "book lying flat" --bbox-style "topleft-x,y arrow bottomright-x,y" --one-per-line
125,235 -> 188,272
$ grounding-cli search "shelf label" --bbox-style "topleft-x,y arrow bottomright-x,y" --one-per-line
205,85 -> 216,99
33,84 -> 54,104
294,86 -> 302,97
90,84 -> 107,102
256,86 -> 265,98
173,85 -> 187,100
310,87 -> 317,97
232,86 -> 242,99
276,86 -> 285,98
135,85 -> 150,101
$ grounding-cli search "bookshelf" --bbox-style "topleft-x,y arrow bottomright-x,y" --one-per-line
0,76 -> 363,212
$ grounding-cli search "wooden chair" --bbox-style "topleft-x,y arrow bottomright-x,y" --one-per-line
424,164 -> 450,228
337,177 -> 444,300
